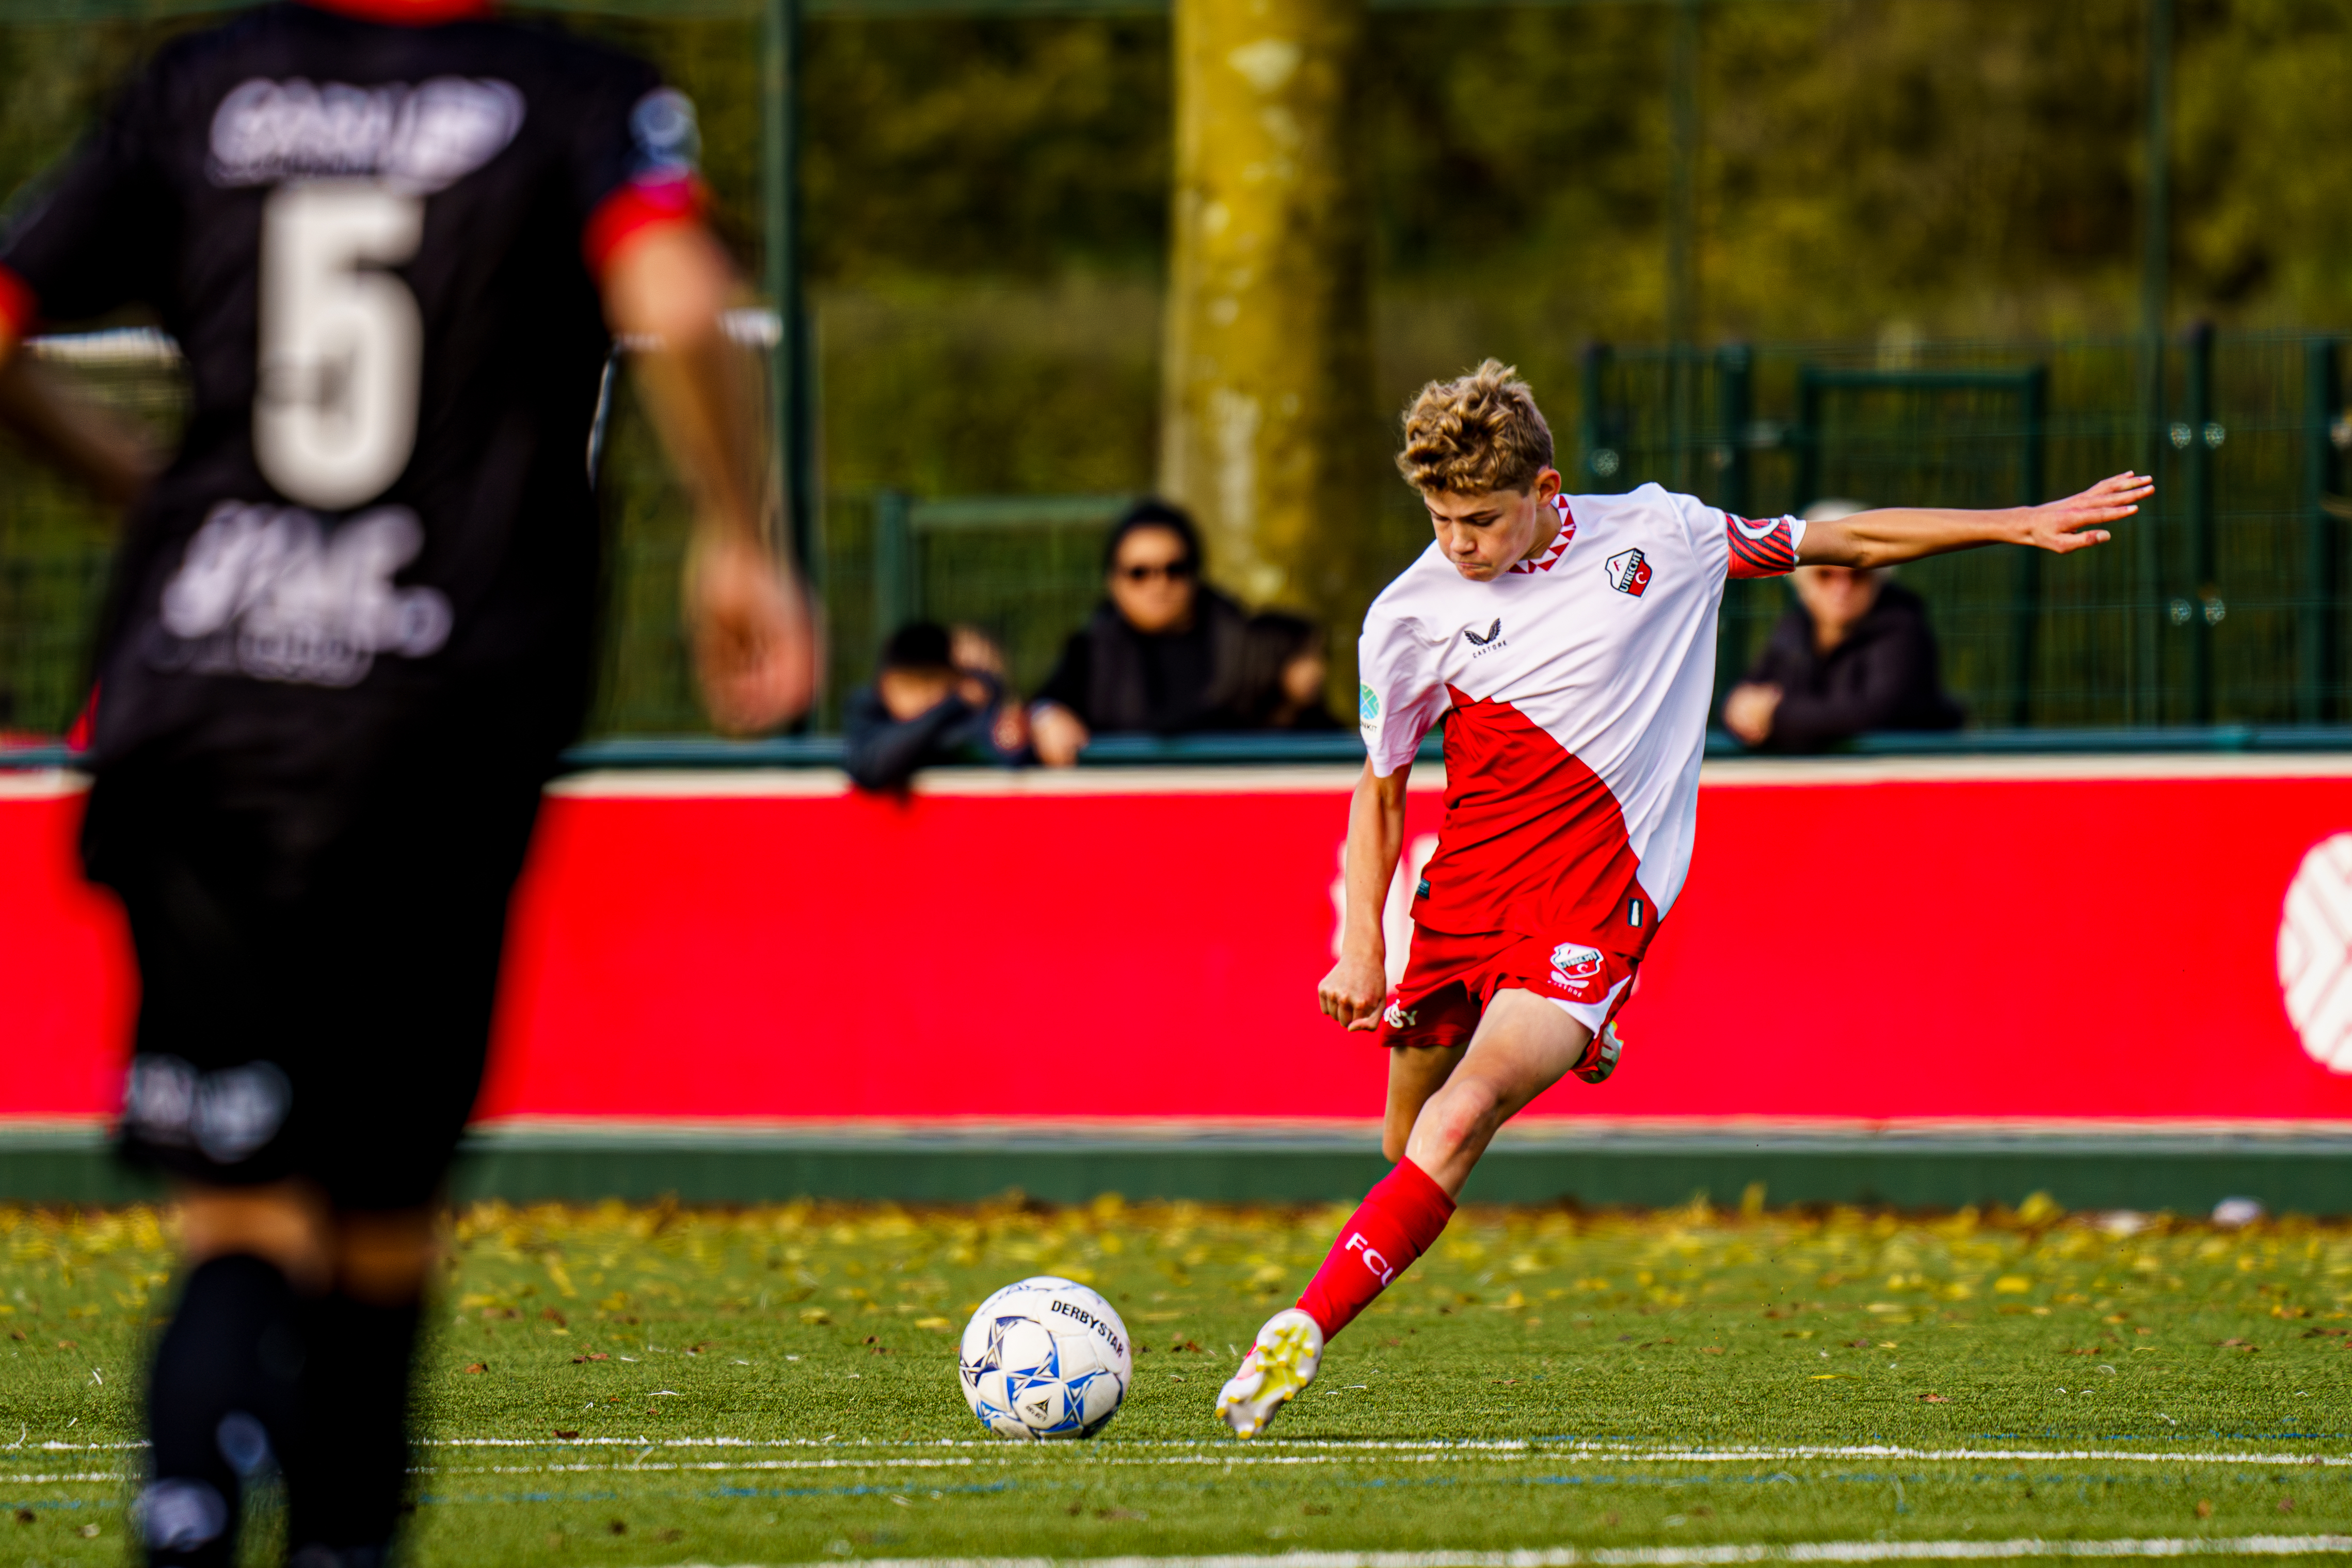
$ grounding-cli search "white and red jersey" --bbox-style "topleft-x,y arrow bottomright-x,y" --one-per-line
1357,483 -> 1803,958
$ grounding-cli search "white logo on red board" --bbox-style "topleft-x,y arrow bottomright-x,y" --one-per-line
2279,834 -> 2352,1073
1604,548 -> 1653,597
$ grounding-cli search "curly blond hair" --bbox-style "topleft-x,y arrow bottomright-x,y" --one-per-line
1394,359 -> 1556,496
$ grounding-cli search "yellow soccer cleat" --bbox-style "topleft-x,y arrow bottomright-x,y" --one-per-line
1214,1307 -> 1323,1439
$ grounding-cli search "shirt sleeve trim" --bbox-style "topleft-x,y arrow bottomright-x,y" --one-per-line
0,264 -> 38,343
1725,514 -> 1805,579
582,173 -> 708,281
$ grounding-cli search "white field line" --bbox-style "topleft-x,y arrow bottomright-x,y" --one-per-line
666,1543 -> 2352,1567
415,1437 -> 2352,1463
404,1437 -> 2352,1471
12,1437 -> 2352,1489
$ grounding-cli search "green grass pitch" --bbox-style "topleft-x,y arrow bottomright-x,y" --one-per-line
2,1195 -> 2349,1564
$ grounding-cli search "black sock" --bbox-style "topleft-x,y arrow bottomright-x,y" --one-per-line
142,1254 -> 302,1568
287,1293 -> 422,1562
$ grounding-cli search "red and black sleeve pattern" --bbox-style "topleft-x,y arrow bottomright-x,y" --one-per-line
1724,514 -> 1802,579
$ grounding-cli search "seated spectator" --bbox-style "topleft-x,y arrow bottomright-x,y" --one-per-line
1029,500 -> 1248,765
843,621 -> 1029,790
1720,500 -> 1964,752
1232,611 -> 1343,731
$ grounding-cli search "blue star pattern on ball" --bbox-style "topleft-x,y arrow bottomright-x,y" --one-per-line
956,1277 -> 1132,1441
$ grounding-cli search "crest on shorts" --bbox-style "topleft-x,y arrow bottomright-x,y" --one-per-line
1604,548 -> 1653,597
1382,1001 -> 1418,1030
1549,942 -> 1605,995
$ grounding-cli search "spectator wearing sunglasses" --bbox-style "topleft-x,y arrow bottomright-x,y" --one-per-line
1030,500 -> 1249,765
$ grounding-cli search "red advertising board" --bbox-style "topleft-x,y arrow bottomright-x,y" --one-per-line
6,756 -> 2352,1129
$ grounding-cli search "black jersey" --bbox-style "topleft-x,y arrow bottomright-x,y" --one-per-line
0,0 -> 700,847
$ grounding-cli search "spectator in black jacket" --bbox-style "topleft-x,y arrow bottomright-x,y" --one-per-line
1030,500 -> 1249,765
1231,611 -> 1344,731
843,622 -> 1029,790
1721,504 -> 1964,751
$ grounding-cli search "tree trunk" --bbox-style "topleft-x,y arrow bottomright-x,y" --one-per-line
1161,0 -> 1373,633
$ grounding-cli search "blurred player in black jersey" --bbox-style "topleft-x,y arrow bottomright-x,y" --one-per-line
0,0 -> 813,1561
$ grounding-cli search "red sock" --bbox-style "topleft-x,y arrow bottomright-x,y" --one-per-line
1294,1158 -> 1457,1341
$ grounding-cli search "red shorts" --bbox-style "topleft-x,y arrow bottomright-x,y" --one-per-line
1373,927 -> 1637,1050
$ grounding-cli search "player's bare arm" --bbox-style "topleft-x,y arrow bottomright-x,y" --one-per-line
602,222 -> 816,734
1798,471 -> 2152,570
0,330 -> 159,507
1319,761 -> 1411,1030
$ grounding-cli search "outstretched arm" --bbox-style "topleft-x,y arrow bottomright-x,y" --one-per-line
1798,472 -> 2152,570
0,326 -> 161,507
1318,762 -> 1410,1031
601,223 -> 816,734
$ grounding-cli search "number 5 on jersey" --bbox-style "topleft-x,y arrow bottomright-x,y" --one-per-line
254,181 -> 425,511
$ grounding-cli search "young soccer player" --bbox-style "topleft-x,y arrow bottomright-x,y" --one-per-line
1214,360 -> 2148,1438
0,2 -> 812,1561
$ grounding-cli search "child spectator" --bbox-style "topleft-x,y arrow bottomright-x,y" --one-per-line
843,622 -> 1029,790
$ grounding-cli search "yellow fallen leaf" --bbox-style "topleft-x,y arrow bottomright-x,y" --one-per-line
914,1317 -> 953,1331
1994,1276 -> 2033,1294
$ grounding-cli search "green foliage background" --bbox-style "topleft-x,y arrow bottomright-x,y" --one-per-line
11,0 -> 2352,465
6,0 -> 2352,731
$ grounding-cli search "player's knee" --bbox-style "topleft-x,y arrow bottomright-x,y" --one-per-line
335,1210 -> 438,1306
176,1181 -> 333,1291
1418,1081 -> 1502,1164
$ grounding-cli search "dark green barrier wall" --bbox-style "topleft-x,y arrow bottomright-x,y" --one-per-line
7,1123 -> 2349,1215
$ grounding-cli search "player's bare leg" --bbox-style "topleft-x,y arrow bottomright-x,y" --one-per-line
1219,995 -> 1593,1438
1216,1047 -> 1455,1439
143,1183 -> 327,1568
1401,990 -> 1591,1192
286,1207 -> 439,1568
1382,1043 -> 1464,1162
145,1187 -> 439,1568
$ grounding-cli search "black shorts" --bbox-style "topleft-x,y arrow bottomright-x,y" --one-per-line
88,755 -> 546,1212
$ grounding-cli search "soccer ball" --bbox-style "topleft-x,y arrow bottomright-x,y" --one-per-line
957,1276 -> 1131,1439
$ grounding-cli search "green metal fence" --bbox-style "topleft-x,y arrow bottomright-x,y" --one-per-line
870,491 -> 1134,696
1582,332 -> 2349,731
4,329 -> 2349,741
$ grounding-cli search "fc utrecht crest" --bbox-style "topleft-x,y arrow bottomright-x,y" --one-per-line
1543,945 -> 1599,982
1604,548 -> 1653,597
